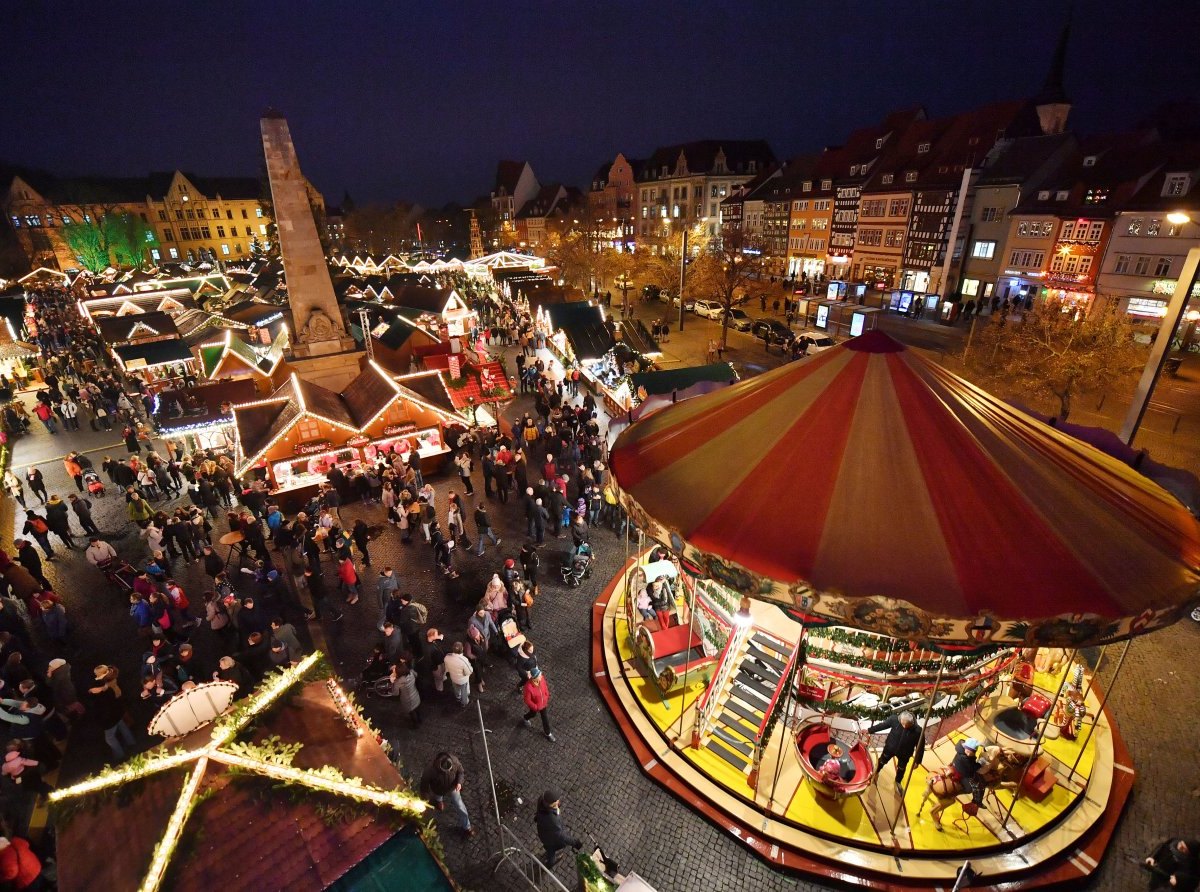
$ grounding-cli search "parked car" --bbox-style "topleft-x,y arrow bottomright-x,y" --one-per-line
751,319 -> 793,344
672,294 -> 695,312
721,308 -> 754,331
797,333 -> 836,354
693,299 -> 723,319
642,285 -> 662,302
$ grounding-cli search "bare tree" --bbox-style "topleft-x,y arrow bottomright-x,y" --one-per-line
963,298 -> 1146,420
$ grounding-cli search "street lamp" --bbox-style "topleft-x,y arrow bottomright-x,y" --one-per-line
1119,211 -> 1198,444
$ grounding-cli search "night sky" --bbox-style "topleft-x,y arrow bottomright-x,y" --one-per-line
4,1 -> 1198,209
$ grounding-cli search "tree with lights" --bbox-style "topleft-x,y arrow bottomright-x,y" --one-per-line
688,223 -> 767,349
61,208 -> 157,272
963,298 -> 1146,420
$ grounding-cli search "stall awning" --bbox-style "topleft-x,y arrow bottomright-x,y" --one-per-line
547,302 -> 612,360
631,363 -> 736,397
617,319 -> 660,357
114,339 -> 194,369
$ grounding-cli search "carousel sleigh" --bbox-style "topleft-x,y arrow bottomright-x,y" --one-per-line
795,721 -> 874,800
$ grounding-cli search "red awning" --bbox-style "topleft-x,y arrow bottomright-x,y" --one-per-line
610,330 -> 1200,647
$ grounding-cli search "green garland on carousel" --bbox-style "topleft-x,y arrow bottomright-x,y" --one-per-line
804,643 -> 996,675
795,679 -> 998,722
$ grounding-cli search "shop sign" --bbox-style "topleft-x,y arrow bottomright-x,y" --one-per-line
382,422 -> 418,437
1151,279 -> 1176,295
293,438 -> 332,456
345,434 -> 370,447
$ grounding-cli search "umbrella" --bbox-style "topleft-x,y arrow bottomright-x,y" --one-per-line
147,681 -> 239,737
610,330 -> 1200,647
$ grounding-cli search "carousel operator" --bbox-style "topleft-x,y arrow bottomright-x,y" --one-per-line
868,711 -> 925,788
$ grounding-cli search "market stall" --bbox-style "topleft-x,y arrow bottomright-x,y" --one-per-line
154,378 -> 258,452
594,329 -> 1200,889
232,362 -> 456,508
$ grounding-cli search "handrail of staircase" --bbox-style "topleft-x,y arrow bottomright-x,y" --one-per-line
693,625 -> 748,745
756,633 -> 803,741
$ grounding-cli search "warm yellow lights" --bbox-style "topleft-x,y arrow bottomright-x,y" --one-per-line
1167,211 -> 1192,226
53,651 -> 425,892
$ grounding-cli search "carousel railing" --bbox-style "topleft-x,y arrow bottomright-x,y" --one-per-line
755,634 -> 803,743
692,623 -> 750,748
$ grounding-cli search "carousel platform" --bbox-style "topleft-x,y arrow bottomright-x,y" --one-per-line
591,561 -> 1136,889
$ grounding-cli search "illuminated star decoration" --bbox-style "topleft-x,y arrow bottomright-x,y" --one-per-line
49,652 -> 427,892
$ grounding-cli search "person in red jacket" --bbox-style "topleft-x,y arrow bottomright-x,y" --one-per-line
519,666 -> 554,742
337,556 -> 360,606
0,835 -> 44,890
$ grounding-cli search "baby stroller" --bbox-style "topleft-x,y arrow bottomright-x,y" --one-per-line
561,542 -> 594,588
84,468 -> 106,497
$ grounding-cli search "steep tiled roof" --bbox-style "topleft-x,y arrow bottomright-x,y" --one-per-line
494,160 -> 528,194
96,311 -> 179,344
342,364 -> 400,428
977,133 -> 1077,186
639,140 -> 776,180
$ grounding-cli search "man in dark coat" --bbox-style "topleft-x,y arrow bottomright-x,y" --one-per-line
534,789 -> 581,868
420,751 -> 474,837
13,540 -> 50,590
1145,839 -> 1199,891
868,711 -> 925,788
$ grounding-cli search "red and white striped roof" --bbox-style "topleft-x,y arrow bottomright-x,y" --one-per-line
610,331 -> 1200,646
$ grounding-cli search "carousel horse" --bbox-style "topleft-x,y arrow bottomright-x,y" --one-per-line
918,745 -> 1021,828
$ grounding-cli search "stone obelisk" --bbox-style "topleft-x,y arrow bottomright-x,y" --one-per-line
260,110 -> 361,388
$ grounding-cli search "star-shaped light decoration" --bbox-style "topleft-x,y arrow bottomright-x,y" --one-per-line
49,652 -> 427,892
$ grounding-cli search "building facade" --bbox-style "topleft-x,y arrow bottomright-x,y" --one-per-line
587,153 -> 640,250
3,169 -> 289,270
490,161 -> 540,245
635,140 -> 776,243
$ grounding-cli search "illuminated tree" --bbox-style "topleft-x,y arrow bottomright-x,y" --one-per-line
963,298 -> 1146,420
689,223 -> 768,348
61,209 -> 156,271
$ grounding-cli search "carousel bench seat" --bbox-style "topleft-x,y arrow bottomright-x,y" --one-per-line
649,624 -> 706,670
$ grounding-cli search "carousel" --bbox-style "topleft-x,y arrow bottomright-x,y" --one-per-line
593,330 -> 1200,888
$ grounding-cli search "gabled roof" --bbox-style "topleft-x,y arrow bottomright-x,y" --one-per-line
341,363 -> 403,429
639,140 -> 776,180
97,311 -> 179,344
393,370 -> 459,418
494,160 -> 529,194
1122,139 -> 1200,211
976,133 -> 1077,187
113,339 -> 194,369
1015,130 -> 1166,215
155,377 -> 258,433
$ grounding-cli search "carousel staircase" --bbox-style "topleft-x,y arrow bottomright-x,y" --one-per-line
702,631 -> 792,773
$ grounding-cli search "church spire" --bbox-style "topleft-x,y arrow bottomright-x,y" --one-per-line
1034,5 -> 1072,135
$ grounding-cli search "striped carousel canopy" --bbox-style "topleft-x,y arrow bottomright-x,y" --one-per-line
609,330 -> 1200,647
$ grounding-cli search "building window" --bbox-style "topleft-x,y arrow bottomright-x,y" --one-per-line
971,240 -> 996,259
175,210 -> 184,220
1164,174 -> 1189,196
1134,256 -> 1150,275
821,179 -> 831,190
859,229 -> 883,247
1114,254 -> 1131,273
1147,218 -> 1161,236
157,210 -> 167,222
1055,191 -> 1068,201
1084,188 -> 1108,204
884,230 -> 903,247
802,181 -> 812,192
1083,156 -> 1097,167
812,218 -> 828,230
1086,221 -> 1103,241
243,209 -> 249,218
221,243 -> 231,256
150,249 -> 161,261
196,209 -> 205,219
881,174 -> 894,185
961,278 -> 980,296
227,209 -> 234,219
297,418 -> 321,441
888,199 -> 909,217
201,227 -> 211,238
918,142 -> 931,154
905,171 -> 917,183
217,226 -> 226,238
875,137 -> 884,149
980,207 -> 1001,222
163,228 -> 173,241
169,247 -> 179,259
1038,190 -> 1051,201
1154,257 -> 1171,276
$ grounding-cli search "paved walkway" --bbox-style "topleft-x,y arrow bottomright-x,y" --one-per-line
3,342 -> 1198,891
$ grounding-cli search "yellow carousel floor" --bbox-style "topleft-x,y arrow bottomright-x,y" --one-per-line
596,559 -> 1135,887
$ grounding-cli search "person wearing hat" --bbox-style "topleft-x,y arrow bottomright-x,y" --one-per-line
87,665 -> 136,761
47,658 -> 84,720
520,666 -> 554,742
534,789 -> 581,868
420,752 -> 474,837
867,711 -> 926,789
951,737 -> 984,805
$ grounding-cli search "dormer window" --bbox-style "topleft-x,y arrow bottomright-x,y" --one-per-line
1056,191 -> 1069,201
1083,156 -> 1097,167
849,165 -> 858,176
882,174 -> 894,185
875,137 -> 885,149
821,179 -> 832,190
802,181 -> 812,192
918,143 -> 931,154
748,161 -> 757,173
1038,190 -> 1051,201
905,171 -> 917,183
1164,174 -> 1190,196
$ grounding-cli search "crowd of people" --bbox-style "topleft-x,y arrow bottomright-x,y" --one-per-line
0,283 -> 624,878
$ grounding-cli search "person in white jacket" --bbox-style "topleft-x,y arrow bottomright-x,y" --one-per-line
443,641 -> 474,708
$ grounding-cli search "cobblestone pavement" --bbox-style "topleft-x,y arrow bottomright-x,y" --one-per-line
3,345 -> 1198,892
